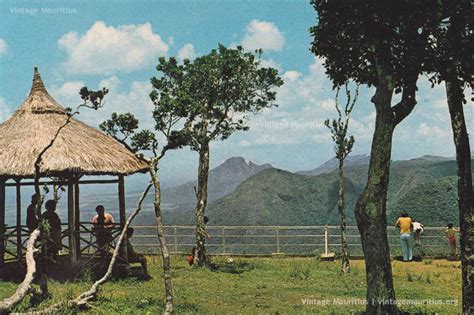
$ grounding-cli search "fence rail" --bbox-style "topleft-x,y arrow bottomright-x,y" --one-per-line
2,224 -> 455,259
130,225 -> 454,257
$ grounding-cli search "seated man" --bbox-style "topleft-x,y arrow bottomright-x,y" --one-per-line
42,199 -> 62,260
91,205 -> 115,254
126,227 -> 149,277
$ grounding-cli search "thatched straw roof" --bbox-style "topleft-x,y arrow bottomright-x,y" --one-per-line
0,68 -> 148,178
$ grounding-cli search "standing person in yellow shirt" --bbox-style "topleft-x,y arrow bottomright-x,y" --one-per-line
395,212 -> 413,262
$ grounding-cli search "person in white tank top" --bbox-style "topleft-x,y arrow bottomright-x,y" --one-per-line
412,221 -> 424,246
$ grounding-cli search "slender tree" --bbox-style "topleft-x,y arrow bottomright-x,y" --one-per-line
310,1 -> 439,313
424,1 -> 473,312
152,45 -> 283,266
324,82 -> 359,274
101,81 -> 191,313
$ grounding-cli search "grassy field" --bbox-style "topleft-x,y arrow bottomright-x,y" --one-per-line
0,256 -> 462,314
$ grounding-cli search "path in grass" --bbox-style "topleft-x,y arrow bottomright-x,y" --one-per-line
0,257 -> 461,314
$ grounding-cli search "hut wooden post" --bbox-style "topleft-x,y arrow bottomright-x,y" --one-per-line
74,181 -> 81,259
15,179 -> 22,261
118,175 -> 128,261
0,178 -> 6,278
67,180 -> 78,264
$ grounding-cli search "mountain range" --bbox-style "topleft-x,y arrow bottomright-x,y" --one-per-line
160,156 -> 272,209
163,155 -> 466,227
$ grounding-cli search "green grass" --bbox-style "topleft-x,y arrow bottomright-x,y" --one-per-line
0,256 -> 462,314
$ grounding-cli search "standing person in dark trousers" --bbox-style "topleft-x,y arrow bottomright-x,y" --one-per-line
42,200 -> 62,260
26,194 -> 39,233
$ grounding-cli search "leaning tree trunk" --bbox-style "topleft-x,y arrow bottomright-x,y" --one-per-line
445,78 -> 473,315
149,164 -> 174,314
194,141 -> 211,266
355,83 -> 398,314
338,159 -> 350,274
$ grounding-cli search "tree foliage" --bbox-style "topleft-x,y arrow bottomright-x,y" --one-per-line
150,44 -> 284,150
424,0 -> 472,89
310,0 -> 439,91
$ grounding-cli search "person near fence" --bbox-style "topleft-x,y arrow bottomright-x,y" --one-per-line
444,223 -> 458,257
42,199 -> 62,260
395,212 -> 413,262
126,227 -> 149,277
91,205 -> 115,255
412,220 -> 424,246
26,194 -> 39,233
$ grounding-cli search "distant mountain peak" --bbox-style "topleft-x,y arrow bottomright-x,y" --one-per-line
221,156 -> 248,167
297,154 -> 370,176
162,156 -> 273,206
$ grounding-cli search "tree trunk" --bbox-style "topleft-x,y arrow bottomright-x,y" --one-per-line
194,141 -> 211,266
149,164 -> 174,314
445,79 -> 473,315
338,159 -> 350,274
355,83 -> 398,314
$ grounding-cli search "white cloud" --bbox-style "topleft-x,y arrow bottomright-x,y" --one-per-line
417,122 -> 450,139
50,80 -> 85,108
282,71 -> 302,81
49,77 -> 156,129
260,58 -> 281,71
0,97 -> 11,121
319,99 -> 336,112
99,76 -> 120,91
235,57 -> 377,148
58,21 -> 169,75
241,20 -> 285,52
177,43 -> 197,61
0,38 -> 7,56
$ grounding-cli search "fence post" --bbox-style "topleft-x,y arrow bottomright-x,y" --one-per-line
173,225 -> 178,253
222,226 -> 226,255
324,225 -> 328,255
276,226 -> 280,253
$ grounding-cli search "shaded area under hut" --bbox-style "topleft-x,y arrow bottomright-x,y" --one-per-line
0,68 -> 148,280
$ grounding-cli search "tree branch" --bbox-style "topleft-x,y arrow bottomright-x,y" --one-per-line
0,229 -> 40,313
391,74 -> 417,126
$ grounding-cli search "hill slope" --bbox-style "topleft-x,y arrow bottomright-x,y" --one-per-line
166,159 -> 467,226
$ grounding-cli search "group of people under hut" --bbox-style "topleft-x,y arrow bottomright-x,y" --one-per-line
395,212 -> 459,262
24,194 -> 148,276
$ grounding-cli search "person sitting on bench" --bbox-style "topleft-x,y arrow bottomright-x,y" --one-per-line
126,227 -> 149,277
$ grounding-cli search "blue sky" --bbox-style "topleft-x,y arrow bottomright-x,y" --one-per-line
0,0 -> 472,187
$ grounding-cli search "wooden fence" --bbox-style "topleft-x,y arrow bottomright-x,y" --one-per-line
2,224 -> 455,259
129,225 -> 455,257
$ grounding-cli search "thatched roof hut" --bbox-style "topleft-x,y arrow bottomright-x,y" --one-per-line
0,68 -> 148,270
0,67 -> 147,178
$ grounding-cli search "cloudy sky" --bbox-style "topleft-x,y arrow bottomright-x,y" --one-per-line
0,0 -> 472,187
